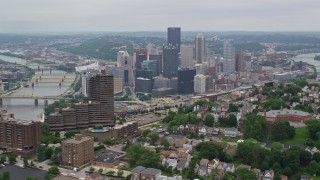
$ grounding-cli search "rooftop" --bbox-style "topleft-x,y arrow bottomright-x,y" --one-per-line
131,166 -> 146,173
63,135 -> 93,144
140,168 -> 161,176
266,109 -> 310,117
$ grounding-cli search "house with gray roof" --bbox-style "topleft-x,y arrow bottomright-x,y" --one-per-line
224,128 -> 240,137
140,168 -> 161,180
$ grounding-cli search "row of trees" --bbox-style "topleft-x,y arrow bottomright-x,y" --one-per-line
89,167 -> 124,177
236,139 -> 320,178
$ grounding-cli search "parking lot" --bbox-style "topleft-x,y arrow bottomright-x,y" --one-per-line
0,165 -> 47,180
127,113 -> 166,126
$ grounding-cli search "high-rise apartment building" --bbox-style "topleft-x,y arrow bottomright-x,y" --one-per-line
195,33 -> 205,64
162,46 -> 179,79
223,41 -> 236,75
194,74 -> 206,94
180,45 -> 195,68
46,71 -> 115,131
167,27 -> 181,51
178,68 -> 196,95
0,113 -> 41,157
61,135 -> 94,168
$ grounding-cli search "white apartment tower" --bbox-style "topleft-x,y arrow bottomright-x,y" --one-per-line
195,33 -> 205,64
180,45 -> 195,68
223,41 -> 236,75
194,74 -> 206,94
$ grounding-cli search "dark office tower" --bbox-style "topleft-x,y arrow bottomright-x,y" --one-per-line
136,69 -> 153,80
135,49 -> 148,69
178,68 -> 196,94
163,45 -> 179,79
167,27 -> 181,51
87,70 -> 114,125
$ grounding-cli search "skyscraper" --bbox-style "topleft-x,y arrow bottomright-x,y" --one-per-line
167,27 -> 181,51
195,33 -> 205,64
178,68 -> 196,94
194,74 -> 206,94
163,45 -> 179,79
180,45 -> 195,68
135,49 -> 148,69
117,50 -> 134,86
223,41 -> 236,75
87,70 -> 114,125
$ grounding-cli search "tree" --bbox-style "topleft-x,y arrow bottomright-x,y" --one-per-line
300,150 -> 312,166
44,146 -> 53,160
263,99 -> 286,110
98,168 -> 103,174
219,114 -> 237,127
126,144 -> 159,168
117,170 -> 124,177
24,158 -> 29,166
270,121 -> 295,141
26,177 -> 39,180
0,157 -> 6,164
142,129 -> 151,137
242,113 -> 267,141
2,172 -> 10,180
294,79 -> 309,88
309,160 -> 320,176
50,154 -> 60,165
104,137 -> 114,145
228,103 -> 239,113
235,168 -> 257,180
305,120 -> 320,140
236,140 -> 267,167
196,142 -> 225,160
48,166 -> 60,175
37,146 -> 46,161
204,114 -> 215,127
107,171 -> 115,176
148,132 -> 159,145
8,153 -> 16,163
313,152 -> 320,163
64,130 -> 80,139
271,142 -> 283,152
224,172 -> 236,180
161,139 -> 170,148
89,167 -> 95,173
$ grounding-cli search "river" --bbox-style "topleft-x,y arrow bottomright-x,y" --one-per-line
292,53 -> 320,78
0,54 -> 76,121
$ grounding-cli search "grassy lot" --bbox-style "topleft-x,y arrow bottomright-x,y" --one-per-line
219,135 -> 242,143
282,126 -> 308,145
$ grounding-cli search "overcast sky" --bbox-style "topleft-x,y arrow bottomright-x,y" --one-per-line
0,0 -> 319,33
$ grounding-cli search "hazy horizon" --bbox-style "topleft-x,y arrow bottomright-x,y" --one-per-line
1,0 -> 320,33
